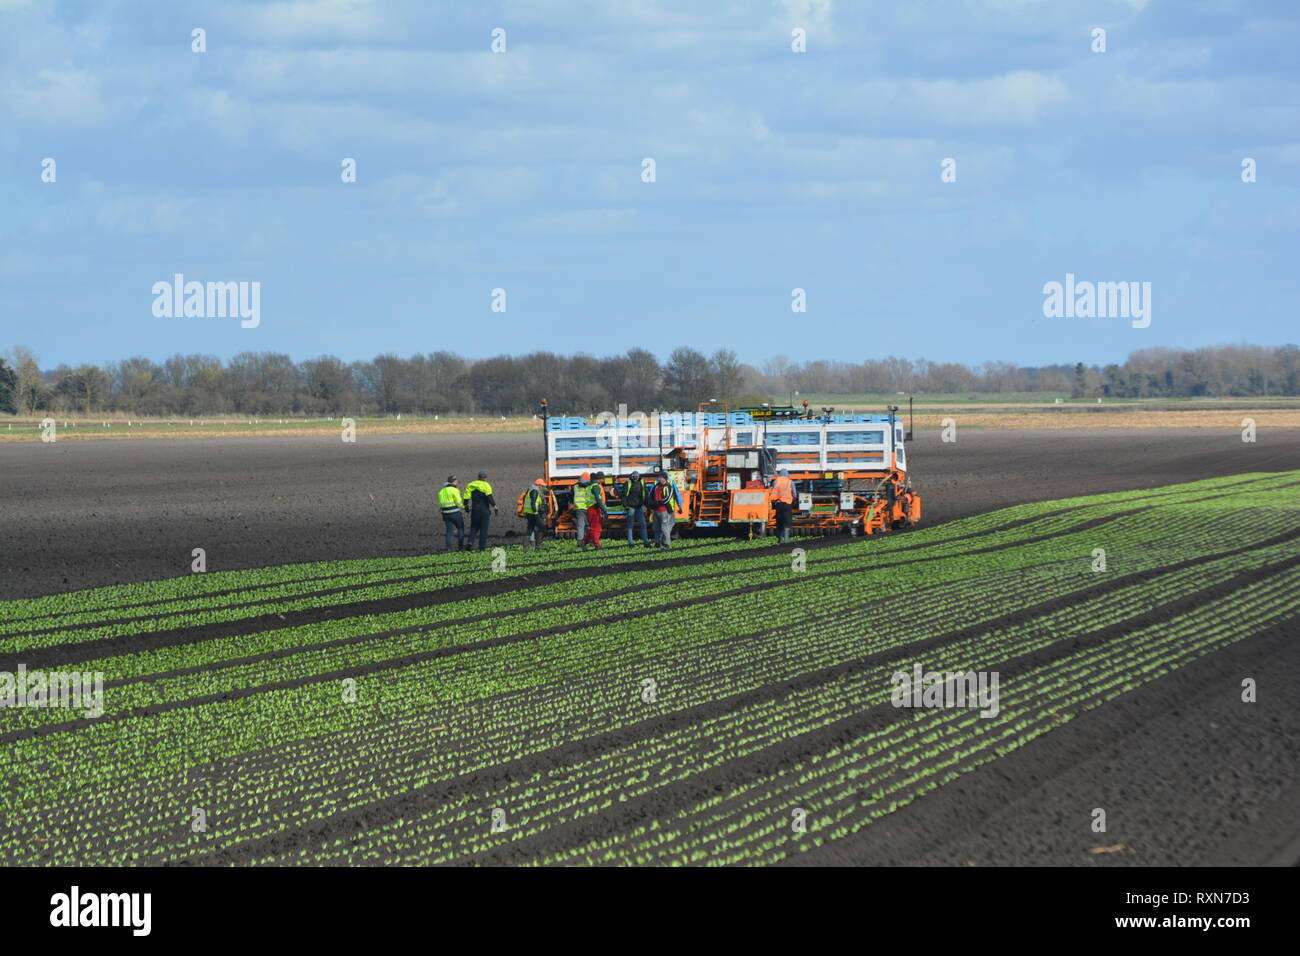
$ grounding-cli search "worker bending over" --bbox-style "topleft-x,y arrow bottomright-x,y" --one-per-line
770,469 -> 796,543
438,475 -> 466,551
521,478 -> 549,549
899,481 -> 916,528
464,471 -> 497,551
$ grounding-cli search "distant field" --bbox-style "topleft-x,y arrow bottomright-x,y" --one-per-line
0,416 -> 538,442
783,393 -> 1300,410
4,400 -> 1299,442
785,392 -> 1070,406
912,409 -> 1300,429
772,394 -> 1300,430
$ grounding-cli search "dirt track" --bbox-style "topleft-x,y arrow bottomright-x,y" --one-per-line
4,428 -> 1299,867
3,428 -> 1298,601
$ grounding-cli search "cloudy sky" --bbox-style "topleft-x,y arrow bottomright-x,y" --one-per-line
2,0 -> 1297,369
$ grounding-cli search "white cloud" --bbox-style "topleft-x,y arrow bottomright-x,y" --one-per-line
514,207 -> 637,236
893,71 -> 1071,126
240,0 -> 389,42
2,68 -> 115,127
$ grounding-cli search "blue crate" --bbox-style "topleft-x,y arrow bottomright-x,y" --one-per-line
828,430 -> 885,444
827,414 -> 891,424
555,436 -> 600,450
546,417 -> 592,431
767,432 -> 820,446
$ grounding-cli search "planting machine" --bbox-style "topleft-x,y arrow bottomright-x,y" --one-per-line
536,399 -> 921,538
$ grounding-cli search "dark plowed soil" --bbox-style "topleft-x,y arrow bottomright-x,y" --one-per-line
4,428 -> 1298,601
781,617 -> 1300,867
3,427 -> 1299,866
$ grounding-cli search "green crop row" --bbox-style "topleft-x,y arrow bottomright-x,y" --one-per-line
0,470 -> 1295,866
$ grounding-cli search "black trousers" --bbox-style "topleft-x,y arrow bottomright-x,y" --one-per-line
774,501 -> 793,536
469,508 -> 491,550
442,511 -> 465,550
525,514 -> 546,545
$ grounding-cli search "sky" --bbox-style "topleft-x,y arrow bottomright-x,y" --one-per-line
2,0 -> 1297,370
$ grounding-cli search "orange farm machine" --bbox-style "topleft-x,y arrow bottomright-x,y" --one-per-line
537,400 -> 921,538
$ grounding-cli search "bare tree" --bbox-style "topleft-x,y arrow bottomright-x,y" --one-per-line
662,347 -> 713,406
6,346 -> 45,414
55,365 -> 112,414
710,348 -> 744,403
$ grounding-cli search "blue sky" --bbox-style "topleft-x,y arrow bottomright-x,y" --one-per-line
2,0 -> 1297,369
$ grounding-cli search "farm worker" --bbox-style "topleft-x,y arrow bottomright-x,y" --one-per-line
900,482 -> 916,526
770,469 -> 796,543
572,472 -> 601,549
521,479 -> 549,550
650,471 -> 679,549
585,472 -> 608,548
438,476 -> 466,551
744,471 -> 768,537
571,473 -> 593,546
464,471 -> 497,551
621,471 -> 650,546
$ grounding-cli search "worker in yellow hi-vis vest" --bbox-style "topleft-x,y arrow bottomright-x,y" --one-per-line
463,471 -> 497,551
438,475 -> 466,551
572,472 -> 607,549
521,479 -> 549,550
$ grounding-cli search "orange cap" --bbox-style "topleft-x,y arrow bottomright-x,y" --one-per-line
580,472 -> 591,480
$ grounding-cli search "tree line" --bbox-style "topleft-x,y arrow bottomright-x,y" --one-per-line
2,343 -> 1296,417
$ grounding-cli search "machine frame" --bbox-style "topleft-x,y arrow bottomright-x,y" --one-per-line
537,398 -> 921,537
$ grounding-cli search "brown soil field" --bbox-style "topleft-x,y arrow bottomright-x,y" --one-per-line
3,428 -> 1298,867
4,427 -> 1297,599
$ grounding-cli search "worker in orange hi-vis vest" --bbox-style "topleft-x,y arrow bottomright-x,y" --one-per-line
770,469 -> 796,543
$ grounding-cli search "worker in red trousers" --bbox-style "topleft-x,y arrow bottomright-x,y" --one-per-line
586,471 -> 608,548
573,472 -> 607,549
